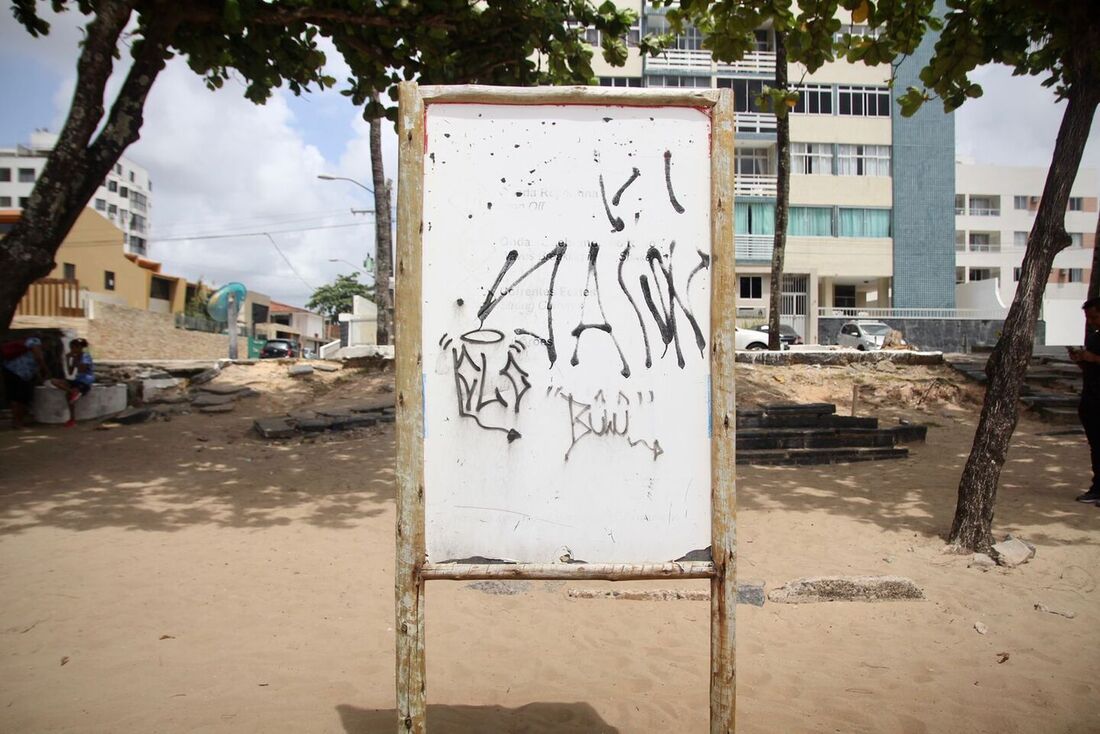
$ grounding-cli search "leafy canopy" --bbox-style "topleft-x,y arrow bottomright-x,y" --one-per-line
660,0 -> 1099,116
11,0 -> 658,119
307,272 -> 373,320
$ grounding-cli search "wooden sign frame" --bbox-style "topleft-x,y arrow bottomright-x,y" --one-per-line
395,82 -> 737,733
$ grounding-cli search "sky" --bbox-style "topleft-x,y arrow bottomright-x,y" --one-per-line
1,8 -> 1098,308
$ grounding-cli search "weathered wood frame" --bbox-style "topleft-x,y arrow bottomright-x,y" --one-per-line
395,82 -> 736,734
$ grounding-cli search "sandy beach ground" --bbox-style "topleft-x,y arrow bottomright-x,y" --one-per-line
0,361 -> 1097,733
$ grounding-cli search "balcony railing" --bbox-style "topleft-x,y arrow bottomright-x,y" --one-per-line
818,307 -> 1009,320
716,50 -> 776,74
646,48 -> 713,71
734,174 -> 777,197
735,234 -> 773,262
967,243 -> 1001,253
967,207 -> 1001,216
735,112 -> 777,134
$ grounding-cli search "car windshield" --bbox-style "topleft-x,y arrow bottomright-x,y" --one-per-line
860,324 -> 892,336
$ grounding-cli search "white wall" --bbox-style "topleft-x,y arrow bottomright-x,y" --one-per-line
1043,299 -> 1087,346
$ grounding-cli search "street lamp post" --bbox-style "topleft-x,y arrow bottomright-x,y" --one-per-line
317,171 -> 394,346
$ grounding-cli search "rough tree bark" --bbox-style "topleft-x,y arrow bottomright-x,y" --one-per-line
948,78 -> 1100,551
369,92 -> 395,346
766,31 -> 790,352
0,0 -> 179,329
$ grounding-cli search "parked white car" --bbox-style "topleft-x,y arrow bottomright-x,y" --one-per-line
837,320 -> 903,350
735,327 -> 770,351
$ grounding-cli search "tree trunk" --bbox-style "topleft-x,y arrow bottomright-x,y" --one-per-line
948,80 -> 1100,551
369,92 -> 395,346
0,0 -> 176,329
1088,208 -> 1100,301
766,31 -> 790,352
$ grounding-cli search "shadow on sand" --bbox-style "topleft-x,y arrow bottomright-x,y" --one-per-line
335,702 -> 618,733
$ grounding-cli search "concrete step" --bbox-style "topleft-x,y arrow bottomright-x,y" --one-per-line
737,414 -> 879,430
738,427 -> 897,451
1020,394 -> 1081,408
759,402 -> 836,416
737,446 -> 909,466
1034,406 -> 1081,424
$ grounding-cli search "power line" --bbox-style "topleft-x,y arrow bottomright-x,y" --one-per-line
151,220 -> 370,242
265,233 -> 315,291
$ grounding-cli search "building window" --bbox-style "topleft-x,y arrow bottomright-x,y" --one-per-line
838,207 -> 891,237
104,271 -> 116,291
94,198 -> 106,211
968,232 -> 998,252
150,277 -> 172,301
837,85 -> 891,116
955,194 -> 965,214
0,196 -> 10,207
0,168 -> 10,182
107,204 -> 117,217
1013,267 -> 1021,282
1014,231 -> 1028,248
646,74 -> 710,88
647,15 -> 704,50
789,206 -> 833,236
1069,197 -> 1083,211
18,197 -> 29,208
955,231 -> 965,250
791,142 -> 832,174
717,77 -> 772,113
107,180 -> 118,192
792,84 -> 833,115
1068,268 -> 1084,282
130,236 -> 147,256
739,276 -> 763,299
968,268 -> 994,282
956,267 -> 966,284
734,202 -> 775,235
837,144 -> 891,176
735,148 -> 772,176
834,285 -> 857,308
968,196 -> 999,216
1070,232 -> 1083,247
114,164 -> 122,175
130,191 -> 148,213
833,24 -> 882,44
17,167 -> 36,183
131,214 -> 146,234
599,77 -> 642,88
63,263 -> 76,280
1013,195 -> 1029,210
119,186 -> 129,198
129,170 -> 135,183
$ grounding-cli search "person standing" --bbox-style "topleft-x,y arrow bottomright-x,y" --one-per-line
1069,297 -> 1100,504
1,335 -> 47,429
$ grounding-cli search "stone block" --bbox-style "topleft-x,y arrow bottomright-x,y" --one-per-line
142,377 -> 184,402
767,575 -> 924,603
331,414 -> 379,430
288,365 -> 314,377
737,581 -> 766,607
347,396 -> 397,413
296,417 -> 333,432
32,384 -> 128,424
254,417 -> 297,439
312,362 -> 340,372
189,367 -> 221,385
199,404 -> 235,414
106,407 -> 154,425
198,383 -> 250,395
991,537 -> 1035,568
192,392 -> 236,407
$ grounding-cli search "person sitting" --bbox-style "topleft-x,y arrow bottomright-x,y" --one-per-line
48,338 -> 94,428
2,335 -> 48,429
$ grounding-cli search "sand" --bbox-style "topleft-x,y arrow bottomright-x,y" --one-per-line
0,361 -> 1097,733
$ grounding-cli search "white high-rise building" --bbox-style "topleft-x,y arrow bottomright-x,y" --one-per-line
0,130 -> 154,257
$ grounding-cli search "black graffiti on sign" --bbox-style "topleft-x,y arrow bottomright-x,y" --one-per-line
552,387 -> 663,461
446,330 -> 531,442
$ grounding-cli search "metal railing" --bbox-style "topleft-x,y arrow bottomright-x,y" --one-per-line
735,234 -> 773,261
967,207 -> 1001,217
175,313 -> 225,333
735,112 -> 777,134
15,278 -> 84,318
716,50 -> 776,74
734,174 -> 777,197
647,48 -> 713,71
818,307 -> 1008,320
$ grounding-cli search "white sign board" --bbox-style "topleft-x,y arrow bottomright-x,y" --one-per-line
421,101 -> 713,564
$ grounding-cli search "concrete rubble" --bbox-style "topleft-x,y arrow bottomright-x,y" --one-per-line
990,536 -> 1036,568
767,575 -> 924,603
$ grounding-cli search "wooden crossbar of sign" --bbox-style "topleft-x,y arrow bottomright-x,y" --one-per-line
395,82 -> 737,734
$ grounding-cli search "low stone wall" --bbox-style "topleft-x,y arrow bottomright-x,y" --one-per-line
88,302 -> 248,360
817,317 -> 1047,353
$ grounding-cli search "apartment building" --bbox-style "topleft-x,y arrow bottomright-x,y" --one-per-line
0,130 -> 153,257
955,162 -> 1097,344
589,2 -> 955,340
